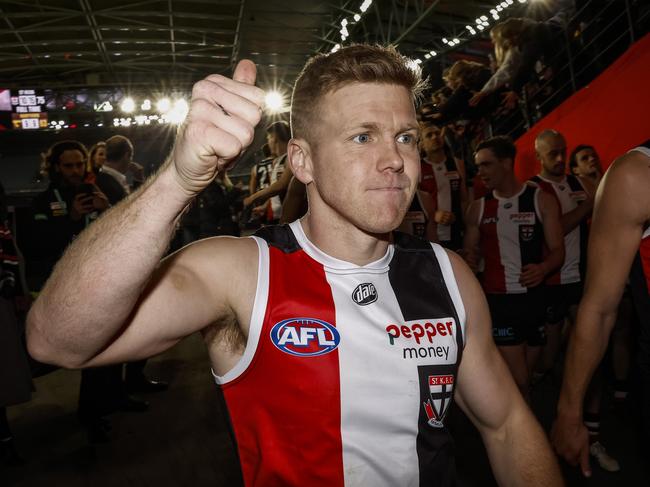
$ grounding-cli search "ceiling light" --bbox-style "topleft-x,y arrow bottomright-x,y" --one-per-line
156,98 -> 171,113
120,97 -> 135,113
264,91 -> 285,113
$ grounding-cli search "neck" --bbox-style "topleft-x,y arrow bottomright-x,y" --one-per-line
494,174 -> 523,198
300,207 -> 390,267
426,148 -> 446,164
540,168 -> 565,183
105,160 -> 128,175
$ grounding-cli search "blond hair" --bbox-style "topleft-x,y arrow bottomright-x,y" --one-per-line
290,44 -> 428,144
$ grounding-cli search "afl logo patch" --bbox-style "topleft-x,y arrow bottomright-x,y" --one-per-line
270,318 -> 340,357
352,283 -> 378,305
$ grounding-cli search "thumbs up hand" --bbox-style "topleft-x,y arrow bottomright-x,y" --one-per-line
171,60 -> 265,196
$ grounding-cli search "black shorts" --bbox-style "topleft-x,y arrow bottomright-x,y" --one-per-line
487,289 -> 546,346
545,282 -> 583,324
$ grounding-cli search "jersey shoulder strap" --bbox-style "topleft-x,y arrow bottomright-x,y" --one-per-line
254,224 -> 301,253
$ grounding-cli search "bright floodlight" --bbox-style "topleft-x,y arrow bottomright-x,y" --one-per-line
167,99 -> 189,124
120,97 -> 135,113
265,91 -> 284,113
156,98 -> 171,113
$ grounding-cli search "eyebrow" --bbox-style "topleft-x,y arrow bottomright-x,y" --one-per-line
346,122 -> 419,133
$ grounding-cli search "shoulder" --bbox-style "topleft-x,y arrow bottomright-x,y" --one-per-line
599,151 -> 650,222
174,235 -> 258,270
535,185 -> 558,211
166,236 -> 259,303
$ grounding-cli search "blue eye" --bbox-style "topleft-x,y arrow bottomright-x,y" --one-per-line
397,133 -> 415,144
353,134 -> 370,144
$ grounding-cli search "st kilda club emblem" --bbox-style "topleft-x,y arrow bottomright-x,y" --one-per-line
418,364 -> 456,428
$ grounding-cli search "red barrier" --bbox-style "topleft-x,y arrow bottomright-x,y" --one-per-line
514,33 -> 650,180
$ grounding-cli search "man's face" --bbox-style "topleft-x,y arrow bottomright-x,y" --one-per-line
475,148 -> 510,190
308,82 -> 420,234
419,124 -> 444,154
56,149 -> 86,186
536,135 -> 567,177
573,147 -> 602,178
266,133 -> 279,157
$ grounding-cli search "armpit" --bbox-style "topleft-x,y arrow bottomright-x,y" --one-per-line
202,313 -> 246,355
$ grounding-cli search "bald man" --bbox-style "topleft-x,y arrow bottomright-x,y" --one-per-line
530,130 -> 596,368
530,130 -> 619,471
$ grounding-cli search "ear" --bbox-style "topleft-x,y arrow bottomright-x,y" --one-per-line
287,138 -> 314,185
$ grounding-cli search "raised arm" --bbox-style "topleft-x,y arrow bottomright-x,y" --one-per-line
27,61 -> 265,368
553,151 -> 650,476
559,176 -> 595,235
449,251 -> 564,486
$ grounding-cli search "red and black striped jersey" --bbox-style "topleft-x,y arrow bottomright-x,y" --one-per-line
214,221 -> 466,486
420,154 -> 463,246
477,184 -> 545,294
529,174 -> 588,285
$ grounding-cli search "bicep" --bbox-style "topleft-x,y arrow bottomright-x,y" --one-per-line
583,167 -> 645,313
540,193 -> 564,251
85,237 -> 256,366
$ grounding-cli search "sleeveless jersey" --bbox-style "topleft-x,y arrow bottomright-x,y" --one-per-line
254,157 -> 274,191
628,142 -> 650,323
420,154 -> 463,246
478,184 -> 545,294
529,174 -> 588,284
214,221 -> 466,487
401,191 -> 430,238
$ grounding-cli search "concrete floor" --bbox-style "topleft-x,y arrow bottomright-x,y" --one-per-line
3,333 -> 647,486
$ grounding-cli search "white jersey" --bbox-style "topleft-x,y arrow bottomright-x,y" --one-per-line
530,174 -> 588,285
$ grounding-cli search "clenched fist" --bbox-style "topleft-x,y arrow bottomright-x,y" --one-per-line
171,60 -> 265,196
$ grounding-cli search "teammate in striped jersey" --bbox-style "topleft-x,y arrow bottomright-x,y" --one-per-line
530,130 -> 597,378
464,136 -> 565,399
26,45 -> 563,486
533,130 -> 620,471
554,142 -> 650,478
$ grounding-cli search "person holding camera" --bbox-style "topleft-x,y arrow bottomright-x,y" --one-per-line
29,140 -> 119,442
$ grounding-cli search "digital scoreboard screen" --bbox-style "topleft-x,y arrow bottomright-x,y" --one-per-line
11,89 -> 48,129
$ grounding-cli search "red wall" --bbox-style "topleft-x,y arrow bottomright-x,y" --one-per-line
514,33 -> 650,180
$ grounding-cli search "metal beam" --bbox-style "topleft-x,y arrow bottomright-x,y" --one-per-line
0,6 -> 44,75
78,0 -> 115,78
393,0 -> 442,45
231,0 -> 246,67
168,0 -> 176,66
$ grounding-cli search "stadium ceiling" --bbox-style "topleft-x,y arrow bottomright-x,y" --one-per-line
0,0 -> 527,92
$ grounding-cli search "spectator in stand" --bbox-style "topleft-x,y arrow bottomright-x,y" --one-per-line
470,1 -> 576,111
0,181 -> 32,466
96,135 -> 145,204
430,60 -> 493,124
89,141 -> 106,171
27,141 -> 124,443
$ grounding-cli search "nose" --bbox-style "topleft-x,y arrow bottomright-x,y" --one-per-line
377,139 -> 405,173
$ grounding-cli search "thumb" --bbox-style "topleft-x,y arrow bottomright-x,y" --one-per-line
580,445 -> 592,478
233,59 -> 257,86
